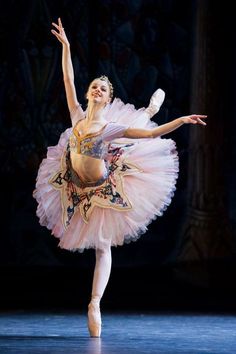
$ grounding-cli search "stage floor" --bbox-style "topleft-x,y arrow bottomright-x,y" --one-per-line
0,311 -> 236,353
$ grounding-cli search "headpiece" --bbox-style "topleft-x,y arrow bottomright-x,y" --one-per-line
97,75 -> 114,99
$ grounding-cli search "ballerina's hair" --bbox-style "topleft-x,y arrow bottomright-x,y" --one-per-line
97,75 -> 114,99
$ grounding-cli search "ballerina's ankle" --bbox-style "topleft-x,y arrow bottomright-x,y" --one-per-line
88,295 -> 102,324
90,295 -> 101,305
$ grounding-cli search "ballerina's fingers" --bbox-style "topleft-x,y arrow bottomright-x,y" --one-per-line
191,114 -> 207,119
58,17 -> 64,29
51,29 -> 59,37
52,18 -> 65,33
52,22 -> 60,30
51,29 -> 64,42
197,117 -> 207,125
191,114 -> 207,125
58,18 -> 65,33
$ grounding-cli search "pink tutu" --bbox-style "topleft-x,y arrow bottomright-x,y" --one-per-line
33,98 -> 179,252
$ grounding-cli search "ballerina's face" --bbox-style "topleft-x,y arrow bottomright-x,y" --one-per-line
87,79 -> 111,106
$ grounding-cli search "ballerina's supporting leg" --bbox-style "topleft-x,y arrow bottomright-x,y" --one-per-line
88,245 -> 112,337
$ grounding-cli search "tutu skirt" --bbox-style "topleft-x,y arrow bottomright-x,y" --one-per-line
33,99 -> 179,252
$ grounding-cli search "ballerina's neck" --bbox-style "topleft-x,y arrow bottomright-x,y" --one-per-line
79,115 -> 107,135
86,102 -> 106,121
85,114 -> 107,127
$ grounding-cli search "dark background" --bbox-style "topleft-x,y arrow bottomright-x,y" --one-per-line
0,0 -> 236,312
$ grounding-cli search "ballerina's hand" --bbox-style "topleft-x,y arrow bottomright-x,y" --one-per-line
51,17 -> 69,46
182,114 -> 207,126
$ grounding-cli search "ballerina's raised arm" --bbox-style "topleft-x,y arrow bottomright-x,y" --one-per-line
51,18 -> 84,126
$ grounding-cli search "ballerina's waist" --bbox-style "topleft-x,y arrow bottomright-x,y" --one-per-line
68,157 -> 109,188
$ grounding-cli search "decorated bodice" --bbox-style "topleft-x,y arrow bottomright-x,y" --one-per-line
69,125 -> 109,159
69,122 -> 128,160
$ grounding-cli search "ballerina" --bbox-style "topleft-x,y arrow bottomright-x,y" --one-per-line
33,18 -> 206,337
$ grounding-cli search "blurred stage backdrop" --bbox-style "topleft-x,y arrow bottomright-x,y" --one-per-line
0,0 -> 236,310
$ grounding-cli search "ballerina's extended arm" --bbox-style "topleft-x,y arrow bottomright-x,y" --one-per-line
51,18 -> 83,123
123,115 -> 207,139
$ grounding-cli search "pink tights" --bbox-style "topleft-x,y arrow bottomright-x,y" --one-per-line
90,246 -> 112,305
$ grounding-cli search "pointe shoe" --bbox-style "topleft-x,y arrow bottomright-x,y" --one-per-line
88,301 -> 102,337
145,88 -> 165,118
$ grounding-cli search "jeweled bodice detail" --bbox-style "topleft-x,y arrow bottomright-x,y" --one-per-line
69,124 -> 109,160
